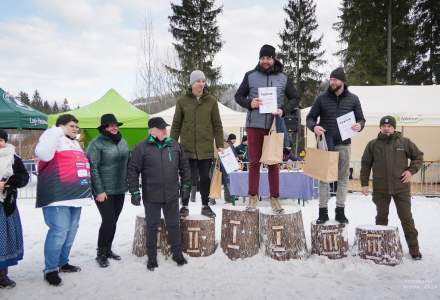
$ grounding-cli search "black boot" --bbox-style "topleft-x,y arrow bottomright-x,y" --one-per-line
316,207 -> 329,224
44,271 -> 62,286
172,253 -> 188,266
335,206 -> 349,224
107,249 -> 121,260
201,205 -> 216,218
96,247 -> 109,268
147,256 -> 158,271
60,263 -> 81,272
0,269 -> 16,289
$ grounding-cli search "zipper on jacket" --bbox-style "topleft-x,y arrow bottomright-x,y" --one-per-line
194,101 -> 198,159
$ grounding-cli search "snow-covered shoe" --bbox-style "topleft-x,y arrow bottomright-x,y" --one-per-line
270,197 -> 284,214
147,257 -> 158,271
201,206 -> 216,218
335,207 -> 349,224
107,249 -> 121,260
45,271 -> 62,286
179,206 -> 189,218
316,207 -> 329,224
96,248 -> 109,268
60,263 -> 81,273
409,245 -> 422,260
246,195 -> 259,210
0,269 -> 16,289
172,253 -> 188,266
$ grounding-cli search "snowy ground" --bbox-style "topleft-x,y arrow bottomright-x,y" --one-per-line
3,191 -> 440,300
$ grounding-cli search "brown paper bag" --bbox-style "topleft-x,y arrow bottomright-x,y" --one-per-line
259,119 -> 284,165
303,134 -> 339,183
208,160 -> 222,199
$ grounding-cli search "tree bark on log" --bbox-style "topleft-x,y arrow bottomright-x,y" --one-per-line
352,225 -> 403,265
311,221 -> 349,259
132,215 -> 170,257
181,215 -> 216,257
259,207 -> 308,261
221,207 -> 259,260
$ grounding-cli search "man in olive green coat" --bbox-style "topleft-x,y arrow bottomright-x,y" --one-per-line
171,70 -> 223,218
360,115 -> 423,260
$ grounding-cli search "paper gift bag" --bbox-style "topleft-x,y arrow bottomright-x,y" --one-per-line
208,160 -> 222,199
259,119 -> 284,165
303,134 -> 339,183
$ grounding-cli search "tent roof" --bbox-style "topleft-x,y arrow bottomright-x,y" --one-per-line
48,89 -> 148,128
0,88 -> 48,129
152,102 -> 247,128
301,85 -> 440,126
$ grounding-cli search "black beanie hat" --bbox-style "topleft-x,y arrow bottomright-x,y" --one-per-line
0,129 -> 8,142
259,44 -> 276,58
227,133 -> 236,141
330,67 -> 346,82
380,115 -> 397,128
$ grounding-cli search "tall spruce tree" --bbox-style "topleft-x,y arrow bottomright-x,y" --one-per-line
279,0 -> 325,108
167,0 -> 223,95
52,101 -> 60,113
61,98 -> 70,112
334,0 -> 415,85
17,91 -> 30,105
31,90 -> 43,111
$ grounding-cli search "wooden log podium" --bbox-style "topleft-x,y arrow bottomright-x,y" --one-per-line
132,215 -> 170,257
353,225 -> 403,266
181,215 -> 216,257
311,221 -> 349,259
259,207 -> 308,261
221,206 -> 259,260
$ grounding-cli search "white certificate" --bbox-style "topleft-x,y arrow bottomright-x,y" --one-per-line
218,147 -> 240,174
337,111 -> 357,141
258,87 -> 277,114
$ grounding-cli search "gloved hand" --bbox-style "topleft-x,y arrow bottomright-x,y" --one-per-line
131,191 -> 141,206
180,184 -> 191,202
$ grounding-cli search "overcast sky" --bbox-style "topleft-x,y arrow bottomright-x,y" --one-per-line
0,0 -> 343,106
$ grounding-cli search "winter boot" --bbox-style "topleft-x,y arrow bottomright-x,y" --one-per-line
209,198 -> 216,205
246,194 -> 259,210
270,197 -> 284,214
335,206 -> 349,224
0,269 -> 16,289
201,205 -> 216,218
96,247 -> 109,268
107,249 -> 121,260
409,245 -> 422,260
190,186 -> 197,202
172,253 -> 188,266
60,263 -> 81,273
44,271 -> 62,286
316,207 -> 329,224
179,206 -> 189,218
147,256 -> 158,271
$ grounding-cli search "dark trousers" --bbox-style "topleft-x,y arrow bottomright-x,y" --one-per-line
95,194 -> 125,249
373,191 -> 419,247
184,159 -> 212,206
144,201 -> 181,258
247,128 -> 279,198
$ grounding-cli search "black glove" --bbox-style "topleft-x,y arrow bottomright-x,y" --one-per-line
180,184 -> 191,202
131,191 -> 141,206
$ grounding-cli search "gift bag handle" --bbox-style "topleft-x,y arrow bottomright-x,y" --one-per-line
317,133 -> 329,151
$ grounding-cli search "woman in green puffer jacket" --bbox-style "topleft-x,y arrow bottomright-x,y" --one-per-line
86,114 -> 129,268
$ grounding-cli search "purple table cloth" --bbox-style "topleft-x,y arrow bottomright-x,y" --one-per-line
229,170 -> 314,200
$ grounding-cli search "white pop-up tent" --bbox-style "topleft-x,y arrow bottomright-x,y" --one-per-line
151,102 -> 247,140
301,85 -> 440,161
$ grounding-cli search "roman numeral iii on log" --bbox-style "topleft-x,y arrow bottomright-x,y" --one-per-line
311,222 -> 349,259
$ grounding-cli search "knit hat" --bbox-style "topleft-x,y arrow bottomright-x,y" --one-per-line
330,67 -> 346,82
380,115 -> 397,128
227,133 -> 236,141
0,129 -> 8,142
190,70 -> 206,86
259,44 -> 276,58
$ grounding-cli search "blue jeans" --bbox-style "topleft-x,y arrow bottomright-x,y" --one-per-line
42,206 -> 82,273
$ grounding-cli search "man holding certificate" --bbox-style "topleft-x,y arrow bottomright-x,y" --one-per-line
306,67 -> 365,224
235,44 -> 299,213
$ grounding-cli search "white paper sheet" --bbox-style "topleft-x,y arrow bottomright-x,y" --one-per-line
258,87 -> 277,114
218,147 -> 240,174
336,111 -> 357,141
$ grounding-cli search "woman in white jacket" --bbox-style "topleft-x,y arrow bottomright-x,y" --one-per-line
35,114 -> 92,286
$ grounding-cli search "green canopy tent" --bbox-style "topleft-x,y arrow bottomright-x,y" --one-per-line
48,89 -> 149,149
0,88 -> 48,129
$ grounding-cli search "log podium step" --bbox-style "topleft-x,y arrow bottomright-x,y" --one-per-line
259,207 -> 308,261
132,214 -> 170,257
352,225 -> 403,266
221,206 -> 259,260
311,221 -> 349,259
181,214 -> 216,257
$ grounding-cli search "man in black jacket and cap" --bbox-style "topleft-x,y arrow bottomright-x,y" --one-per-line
127,117 -> 191,271
306,67 -> 365,224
